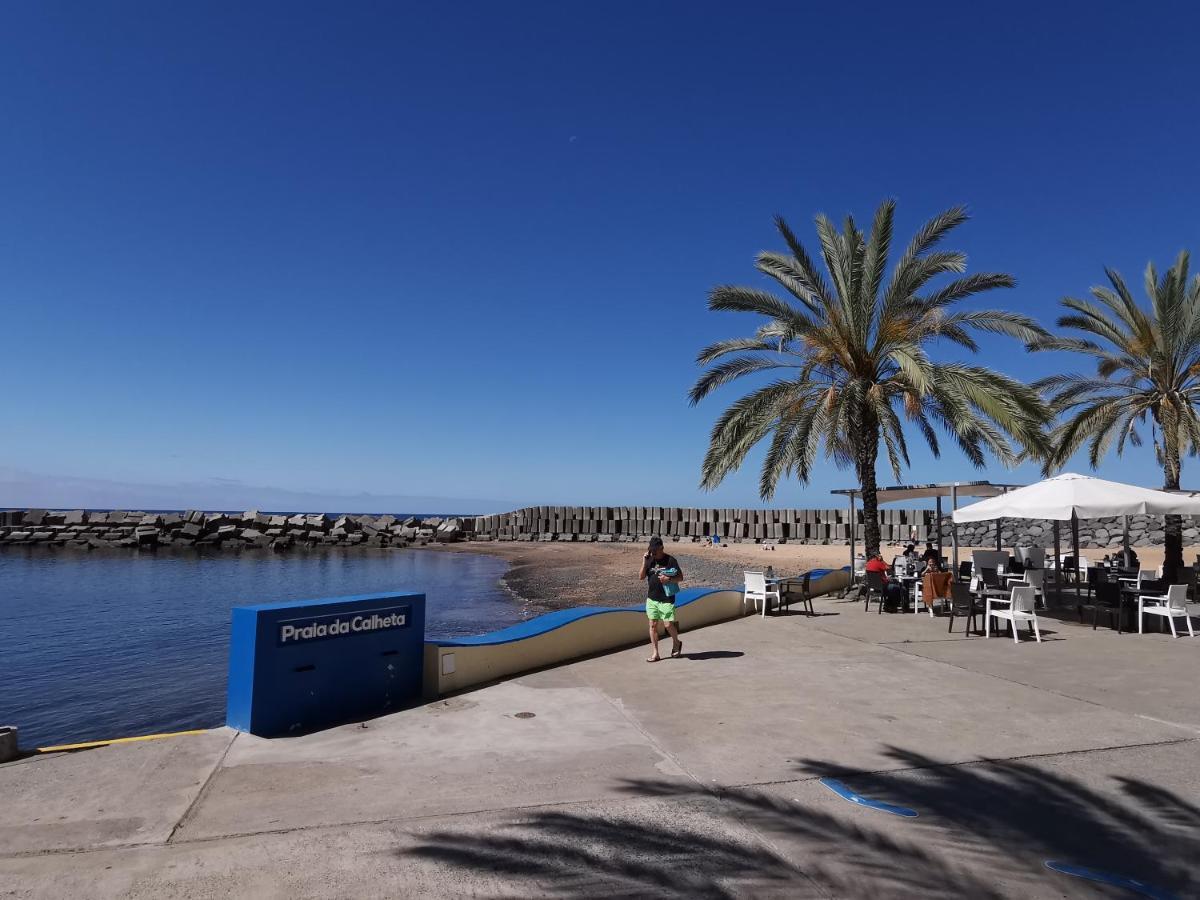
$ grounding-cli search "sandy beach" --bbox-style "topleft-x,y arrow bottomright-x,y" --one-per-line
426,539 -> 1200,610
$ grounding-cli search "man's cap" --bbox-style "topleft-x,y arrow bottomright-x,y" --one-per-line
648,537 -> 664,548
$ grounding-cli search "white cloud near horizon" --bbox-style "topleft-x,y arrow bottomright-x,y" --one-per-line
0,467 -> 512,515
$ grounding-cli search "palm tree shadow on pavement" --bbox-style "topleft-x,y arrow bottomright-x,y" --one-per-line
401,745 -> 1197,898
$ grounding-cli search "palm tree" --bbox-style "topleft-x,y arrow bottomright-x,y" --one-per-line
1033,252 -> 1200,578
690,200 -> 1049,558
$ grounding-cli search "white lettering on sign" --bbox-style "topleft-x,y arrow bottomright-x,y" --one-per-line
276,606 -> 410,645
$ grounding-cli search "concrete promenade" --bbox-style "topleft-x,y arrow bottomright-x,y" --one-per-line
3,593 -> 1198,897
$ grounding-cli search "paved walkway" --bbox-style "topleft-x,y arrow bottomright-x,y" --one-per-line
3,593 -> 1198,897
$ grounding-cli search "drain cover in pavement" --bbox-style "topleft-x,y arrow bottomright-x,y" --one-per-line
514,712 -> 536,719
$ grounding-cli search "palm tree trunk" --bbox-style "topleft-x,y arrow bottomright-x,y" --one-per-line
1162,419 -> 1184,583
856,416 -> 882,558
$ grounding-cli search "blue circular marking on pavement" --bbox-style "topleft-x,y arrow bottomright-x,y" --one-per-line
1045,861 -> 1176,899
818,777 -> 919,818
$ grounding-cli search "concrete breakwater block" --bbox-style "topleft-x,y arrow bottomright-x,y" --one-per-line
0,725 -> 17,763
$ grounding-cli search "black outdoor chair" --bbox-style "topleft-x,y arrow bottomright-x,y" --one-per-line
863,571 -> 886,613
1078,580 -> 1127,633
1169,565 -> 1196,601
1062,555 -> 1077,582
980,567 -> 1001,590
780,572 -> 816,617
798,572 -> 816,616
1085,565 -> 1108,600
1140,578 -> 1166,597
947,581 -> 984,635
958,560 -> 973,582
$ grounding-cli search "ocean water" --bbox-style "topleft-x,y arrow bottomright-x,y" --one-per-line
1,548 -> 524,748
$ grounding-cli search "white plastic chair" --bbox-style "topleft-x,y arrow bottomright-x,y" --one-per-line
1139,584 -> 1195,637
743,571 -> 780,618
842,555 -> 868,599
986,585 -> 1041,643
1024,569 -> 1046,607
1005,569 -> 1046,607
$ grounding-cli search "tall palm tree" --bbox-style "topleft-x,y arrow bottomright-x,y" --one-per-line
1033,251 -> 1200,578
690,200 -> 1049,558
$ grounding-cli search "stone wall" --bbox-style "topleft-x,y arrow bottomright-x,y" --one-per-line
940,513 -> 1200,549
0,509 -> 468,551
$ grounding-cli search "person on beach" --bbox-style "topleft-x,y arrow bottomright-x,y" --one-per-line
641,537 -> 683,662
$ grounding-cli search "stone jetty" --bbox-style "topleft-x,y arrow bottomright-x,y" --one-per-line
0,509 -> 468,551
1,506 -> 1194,552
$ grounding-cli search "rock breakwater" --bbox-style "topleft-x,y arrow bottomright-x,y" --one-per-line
0,509 -> 468,551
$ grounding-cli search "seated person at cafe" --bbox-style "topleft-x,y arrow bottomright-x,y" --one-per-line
865,552 -> 910,612
920,542 -> 940,568
1126,547 -> 1140,568
902,542 -> 917,559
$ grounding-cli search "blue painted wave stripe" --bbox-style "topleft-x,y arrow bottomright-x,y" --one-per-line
1045,861 -> 1176,899
428,566 -> 849,648
819,777 -> 919,818
430,587 -> 726,647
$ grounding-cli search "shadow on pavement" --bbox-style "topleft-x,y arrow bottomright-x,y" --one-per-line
402,745 -> 1197,898
682,650 -> 744,661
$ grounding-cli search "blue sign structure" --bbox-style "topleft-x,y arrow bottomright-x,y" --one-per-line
226,591 -> 425,737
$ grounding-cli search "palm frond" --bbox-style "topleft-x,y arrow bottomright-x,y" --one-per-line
695,337 -> 777,365
708,285 -> 806,323
689,355 -> 795,405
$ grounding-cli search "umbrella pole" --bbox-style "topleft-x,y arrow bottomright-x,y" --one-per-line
996,517 -> 1002,552
845,492 -> 856,598
951,484 -> 959,579
1123,515 -> 1131,567
1053,520 -> 1062,605
936,496 -> 943,565
1072,511 -> 1081,606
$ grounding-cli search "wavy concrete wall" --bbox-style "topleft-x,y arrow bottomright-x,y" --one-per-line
422,568 -> 850,698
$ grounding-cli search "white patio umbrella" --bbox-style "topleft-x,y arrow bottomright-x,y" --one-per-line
952,473 -> 1200,522
952,473 -> 1200,601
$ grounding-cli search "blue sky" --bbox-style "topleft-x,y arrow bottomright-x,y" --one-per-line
2,2 -> 1197,512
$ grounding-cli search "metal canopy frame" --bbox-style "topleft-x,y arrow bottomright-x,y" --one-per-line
832,481 -> 1024,576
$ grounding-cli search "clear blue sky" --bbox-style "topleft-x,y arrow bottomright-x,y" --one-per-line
2,2 -> 1197,512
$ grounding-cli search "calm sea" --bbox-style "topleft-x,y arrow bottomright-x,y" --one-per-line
1,549 -> 525,748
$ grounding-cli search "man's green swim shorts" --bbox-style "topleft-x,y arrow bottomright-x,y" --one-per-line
646,598 -> 677,621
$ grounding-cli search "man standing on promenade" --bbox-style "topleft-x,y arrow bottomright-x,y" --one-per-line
641,537 -> 683,662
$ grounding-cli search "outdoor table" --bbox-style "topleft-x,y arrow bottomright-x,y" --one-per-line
895,574 -> 921,613
766,576 -> 798,613
973,585 -> 1011,605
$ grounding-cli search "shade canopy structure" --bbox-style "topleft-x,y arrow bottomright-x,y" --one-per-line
832,480 -> 1023,580
952,473 -> 1200,523
833,481 -> 1022,505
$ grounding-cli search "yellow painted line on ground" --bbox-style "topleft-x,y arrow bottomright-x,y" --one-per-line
36,729 -> 208,753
